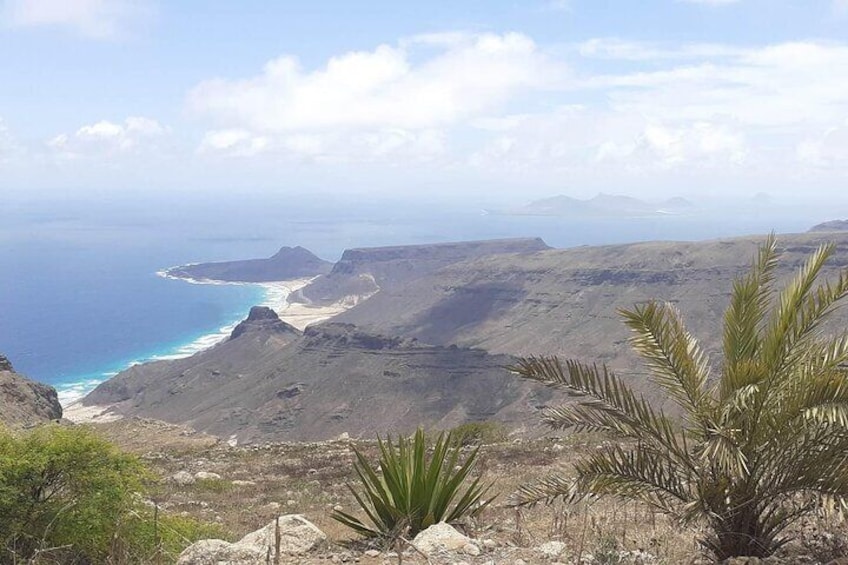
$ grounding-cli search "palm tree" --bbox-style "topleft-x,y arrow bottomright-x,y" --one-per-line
511,235 -> 848,559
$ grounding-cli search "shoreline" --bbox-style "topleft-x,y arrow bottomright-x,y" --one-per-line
64,270 -> 349,423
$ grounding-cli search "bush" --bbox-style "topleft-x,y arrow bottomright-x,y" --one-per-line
447,421 -> 507,447
0,424 -> 219,563
511,236 -> 848,560
331,428 -> 494,540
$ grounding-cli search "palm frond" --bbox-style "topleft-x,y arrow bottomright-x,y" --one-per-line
573,444 -> 694,518
511,357 -> 693,467
762,243 -> 847,381
720,233 -> 778,395
619,301 -> 713,428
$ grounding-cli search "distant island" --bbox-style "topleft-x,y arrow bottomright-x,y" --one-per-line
490,192 -> 696,217
809,219 -> 848,233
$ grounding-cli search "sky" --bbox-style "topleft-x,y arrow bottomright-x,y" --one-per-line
1,0 -> 848,204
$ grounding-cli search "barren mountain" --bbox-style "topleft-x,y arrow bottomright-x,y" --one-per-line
84,307 -> 552,443
329,232 -> 848,374
292,237 -> 550,306
164,246 -> 332,282
0,354 -> 63,429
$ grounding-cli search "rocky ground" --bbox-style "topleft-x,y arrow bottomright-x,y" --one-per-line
88,418 -> 848,565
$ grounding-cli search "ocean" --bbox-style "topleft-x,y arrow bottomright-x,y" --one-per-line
0,191 -> 827,405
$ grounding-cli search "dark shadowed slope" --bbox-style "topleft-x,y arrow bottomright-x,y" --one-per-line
165,246 -> 332,282
84,308 -> 552,443
0,354 -> 63,429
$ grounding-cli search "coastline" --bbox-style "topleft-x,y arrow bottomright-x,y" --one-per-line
63,270 -> 348,423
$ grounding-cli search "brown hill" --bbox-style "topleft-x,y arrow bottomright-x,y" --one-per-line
0,354 -> 63,429
83,308 -> 551,443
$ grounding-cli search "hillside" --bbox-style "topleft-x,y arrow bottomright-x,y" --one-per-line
292,237 -> 550,306
164,246 -> 332,282
83,308 -> 552,443
330,232 -> 848,372
83,232 -> 848,442
0,354 -> 63,429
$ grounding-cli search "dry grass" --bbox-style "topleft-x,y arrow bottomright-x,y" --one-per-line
86,419 -> 848,564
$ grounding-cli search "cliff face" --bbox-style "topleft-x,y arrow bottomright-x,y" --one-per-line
0,355 -> 63,429
166,246 -> 332,283
84,311 -> 552,443
330,233 -> 848,377
293,237 -> 550,306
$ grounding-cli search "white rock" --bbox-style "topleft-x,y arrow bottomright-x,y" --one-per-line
177,514 -> 326,564
239,514 -> 326,555
412,522 -> 473,556
535,541 -> 567,559
336,432 -> 350,441
363,549 -> 380,557
231,480 -> 256,487
175,539 -> 264,564
167,471 -> 196,486
194,471 -> 222,481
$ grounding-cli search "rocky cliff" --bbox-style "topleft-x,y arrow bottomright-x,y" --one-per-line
84,310 -> 551,443
292,237 -> 550,306
0,354 -> 63,429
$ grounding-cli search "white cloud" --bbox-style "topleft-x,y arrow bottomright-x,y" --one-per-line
0,118 -> 21,162
2,0 -> 153,39
49,116 -> 166,157
796,123 -> 848,170
188,32 -> 559,133
198,127 -> 446,164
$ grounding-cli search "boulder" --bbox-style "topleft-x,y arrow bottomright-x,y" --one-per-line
177,515 -> 326,564
175,539 -> 264,564
238,514 -> 326,554
194,471 -> 222,481
412,522 -> 475,556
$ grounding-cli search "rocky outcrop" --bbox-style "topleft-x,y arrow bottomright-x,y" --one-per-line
0,355 -> 63,429
230,306 -> 301,340
165,246 -> 332,283
176,515 -> 326,564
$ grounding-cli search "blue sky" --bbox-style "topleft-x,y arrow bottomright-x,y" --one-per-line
1,0 -> 848,203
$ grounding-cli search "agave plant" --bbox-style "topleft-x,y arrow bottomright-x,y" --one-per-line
331,428 -> 494,540
511,236 -> 848,559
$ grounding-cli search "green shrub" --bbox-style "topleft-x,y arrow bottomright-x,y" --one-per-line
331,428 -> 494,540
447,421 -> 507,447
511,236 -> 848,560
0,424 -> 220,563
